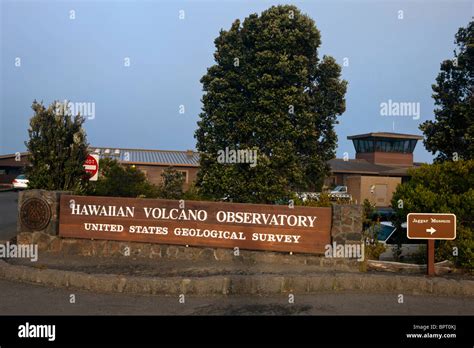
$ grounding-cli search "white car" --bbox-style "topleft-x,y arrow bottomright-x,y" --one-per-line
12,174 -> 29,190
330,185 -> 348,194
367,221 -> 423,261
328,185 -> 352,200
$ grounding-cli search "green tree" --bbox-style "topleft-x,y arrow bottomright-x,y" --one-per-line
391,160 -> 474,270
25,100 -> 89,191
90,158 -> 158,198
362,198 -> 376,230
419,21 -> 474,162
157,167 -> 185,199
359,198 -> 386,262
195,5 -> 347,203
182,182 -> 203,201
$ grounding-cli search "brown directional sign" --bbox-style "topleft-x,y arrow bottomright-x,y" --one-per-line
59,195 -> 332,254
407,213 -> 456,240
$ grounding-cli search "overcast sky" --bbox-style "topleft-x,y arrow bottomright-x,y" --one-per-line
1,0 -> 472,163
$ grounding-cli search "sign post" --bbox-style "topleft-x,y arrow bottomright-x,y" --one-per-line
83,154 -> 99,181
427,240 -> 435,276
407,213 -> 456,276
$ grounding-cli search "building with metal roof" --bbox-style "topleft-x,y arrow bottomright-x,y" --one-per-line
88,147 -> 199,167
326,132 -> 424,206
0,132 -> 425,206
0,148 -> 200,190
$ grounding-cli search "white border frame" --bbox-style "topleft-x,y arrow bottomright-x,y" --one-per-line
407,213 -> 456,240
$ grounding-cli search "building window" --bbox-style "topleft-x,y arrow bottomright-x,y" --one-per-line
354,139 -> 374,153
178,170 -> 188,183
373,139 -> 416,153
162,169 -> 188,183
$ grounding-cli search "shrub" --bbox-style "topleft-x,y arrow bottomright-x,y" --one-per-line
87,158 -> 158,198
391,160 -> 473,271
157,167 -> 185,200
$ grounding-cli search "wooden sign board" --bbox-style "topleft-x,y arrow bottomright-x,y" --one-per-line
407,213 -> 456,240
59,195 -> 332,254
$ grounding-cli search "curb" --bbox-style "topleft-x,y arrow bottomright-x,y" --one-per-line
0,260 -> 472,297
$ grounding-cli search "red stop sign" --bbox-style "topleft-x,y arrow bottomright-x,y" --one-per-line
83,154 -> 99,180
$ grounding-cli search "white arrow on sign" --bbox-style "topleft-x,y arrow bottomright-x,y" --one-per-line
426,227 -> 436,235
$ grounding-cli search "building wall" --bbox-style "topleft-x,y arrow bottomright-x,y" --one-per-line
131,164 -> 199,190
346,175 -> 401,207
0,155 -> 29,184
356,152 -> 413,166
324,173 -> 345,188
0,167 -> 24,184
0,153 -> 200,189
345,176 -> 362,204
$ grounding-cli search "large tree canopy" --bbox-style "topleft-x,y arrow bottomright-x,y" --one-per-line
25,100 -> 89,191
195,5 -> 347,203
419,21 -> 473,161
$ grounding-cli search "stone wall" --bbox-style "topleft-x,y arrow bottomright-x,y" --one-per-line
16,231 -> 361,271
17,189 -> 70,236
330,204 -> 363,244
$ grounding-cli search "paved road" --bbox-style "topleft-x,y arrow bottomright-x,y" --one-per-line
0,191 -> 18,241
0,279 -> 472,315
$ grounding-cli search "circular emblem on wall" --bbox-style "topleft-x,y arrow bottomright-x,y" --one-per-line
20,197 -> 51,231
